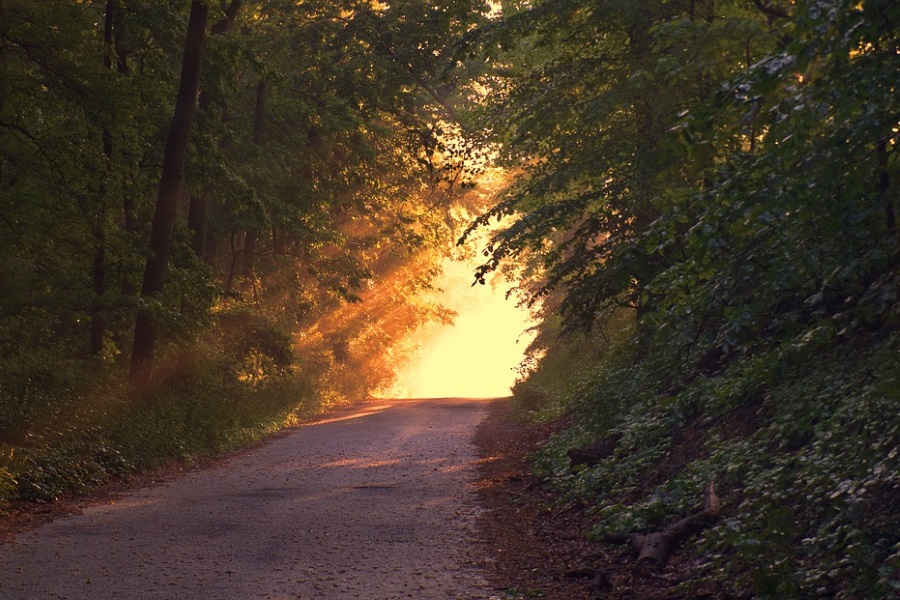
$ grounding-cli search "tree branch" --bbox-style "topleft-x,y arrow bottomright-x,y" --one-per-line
750,0 -> 790,21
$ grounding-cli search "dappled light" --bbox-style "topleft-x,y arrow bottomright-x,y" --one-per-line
307,403 -> 396,426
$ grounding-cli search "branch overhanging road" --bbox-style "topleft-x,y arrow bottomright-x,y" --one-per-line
0,398 -> 499,600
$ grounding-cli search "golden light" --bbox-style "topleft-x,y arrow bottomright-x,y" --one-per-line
377,253 -> 538,399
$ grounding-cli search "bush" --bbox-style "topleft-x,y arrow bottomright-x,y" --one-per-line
0,332 -> 341,505
517,325 -> 900,598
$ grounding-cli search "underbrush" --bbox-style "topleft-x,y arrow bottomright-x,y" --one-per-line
0,339 -> 346,507
514,327 -> 900,598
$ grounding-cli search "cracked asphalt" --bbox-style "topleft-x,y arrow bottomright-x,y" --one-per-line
0,398 -> 496,600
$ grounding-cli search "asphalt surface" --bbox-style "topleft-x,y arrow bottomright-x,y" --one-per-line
0,398 -> 497,599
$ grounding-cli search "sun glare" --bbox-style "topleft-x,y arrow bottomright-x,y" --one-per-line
380,256 -> 538,399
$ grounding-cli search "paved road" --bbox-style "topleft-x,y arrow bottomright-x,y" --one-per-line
0,398 -> 496,599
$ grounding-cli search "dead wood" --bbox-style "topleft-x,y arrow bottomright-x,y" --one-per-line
567,433 -> 622,469
602,482 -> 721,567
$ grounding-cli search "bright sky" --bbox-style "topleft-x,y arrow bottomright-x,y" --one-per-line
382,255 -> 537,399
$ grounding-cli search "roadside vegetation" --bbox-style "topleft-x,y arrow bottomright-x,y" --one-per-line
476,1 -> 900,597
0,0 -> 489,507
2,1 -> 897,597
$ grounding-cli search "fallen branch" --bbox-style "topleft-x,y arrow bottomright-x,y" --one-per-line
602,482 -> 721,566
566,433 -> 622,469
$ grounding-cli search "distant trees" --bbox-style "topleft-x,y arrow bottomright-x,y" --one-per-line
467,0 -> 898,365
0,0 -> 489,389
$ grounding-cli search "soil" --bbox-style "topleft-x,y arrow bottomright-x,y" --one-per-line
472,399 -> 727,600
1,397 -> 725,599
473,400 -> 599,599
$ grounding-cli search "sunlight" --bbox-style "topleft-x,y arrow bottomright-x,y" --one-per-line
380,255 -> 537,399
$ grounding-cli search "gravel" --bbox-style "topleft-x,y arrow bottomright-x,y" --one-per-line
0,398 -> 499,600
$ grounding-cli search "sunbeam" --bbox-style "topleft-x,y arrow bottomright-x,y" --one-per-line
380,256 -> 537,399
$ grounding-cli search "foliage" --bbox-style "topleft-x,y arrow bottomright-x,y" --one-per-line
462,0 -> 777,329
0,246 -> 444,503
486,0 -> 900,597
520,330 -> 899,597
0,0 -> 490,506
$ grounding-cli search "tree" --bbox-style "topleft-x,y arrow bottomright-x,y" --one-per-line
0,0 -> 490,392
642,0 -> 900,369
130,0 -> 211,386
462,0 -> 774,335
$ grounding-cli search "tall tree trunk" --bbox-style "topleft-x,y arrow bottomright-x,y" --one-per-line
628,16 -> 663,331
90,221 -> 106,356
111,0 -> 139,300
239,79 -> 268,281
130,0 -> 209,386
186,0 -> 242,266
91,0 -> 119,357
253,79 -> 267,144
187,192 -> 208,258
879,138 -> 897,252
242,228 -> 257,278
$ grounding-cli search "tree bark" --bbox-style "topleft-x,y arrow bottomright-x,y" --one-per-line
602,482 -> 721,567
253,79 -> 267,144
90,0 -> 119,357
110,0 -> 135,270
879,138 -> 897,252
237,79 -> 267,281
188,0 -> 243,274
628,16 -> 663,337
90,223 -> 106,356
187,191 -> 208,258
186,0 -> 242,267
130,0 -> 209,386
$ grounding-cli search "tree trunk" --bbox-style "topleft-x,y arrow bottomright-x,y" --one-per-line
130,0 -> 209,386
879,138 -> 897,252
253,79 -> 267,144
237,79 -> 267,282
187,192 -> 208,259
628,16 -> 664,339
242,228 -> 257,277
90,223 -> 106,356
90,0 -> 119,357
186,0 -> 242,267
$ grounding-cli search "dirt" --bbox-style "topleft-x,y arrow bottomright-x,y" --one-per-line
473,400 -> 599,599
1,397 -> 723,599
472,400 -> 728,600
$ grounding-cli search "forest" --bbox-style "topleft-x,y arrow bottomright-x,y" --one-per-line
1,0 -> 898,598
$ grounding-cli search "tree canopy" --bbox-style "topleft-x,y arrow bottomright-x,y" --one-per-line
1,0 -> 898,596
0,0 -> 488,383
469,1 -> 898,596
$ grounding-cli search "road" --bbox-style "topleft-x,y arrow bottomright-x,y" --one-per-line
0,398 -> 497,599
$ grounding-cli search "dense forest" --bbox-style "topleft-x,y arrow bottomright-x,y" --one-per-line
1,0 -> 898,597
0,0 -> 490,498
480,0 -> 899,597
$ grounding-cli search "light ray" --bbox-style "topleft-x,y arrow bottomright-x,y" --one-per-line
381,256 -> 537,399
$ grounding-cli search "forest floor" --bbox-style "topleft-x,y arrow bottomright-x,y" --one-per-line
0,398 -> 715,599
474,399 -> 722,600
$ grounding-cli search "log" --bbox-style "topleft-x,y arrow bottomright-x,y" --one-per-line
566,433 -> 622,469
603,482 -> 721,567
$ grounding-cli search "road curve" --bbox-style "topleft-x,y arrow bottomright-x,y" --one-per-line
0,398 -> 496,599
